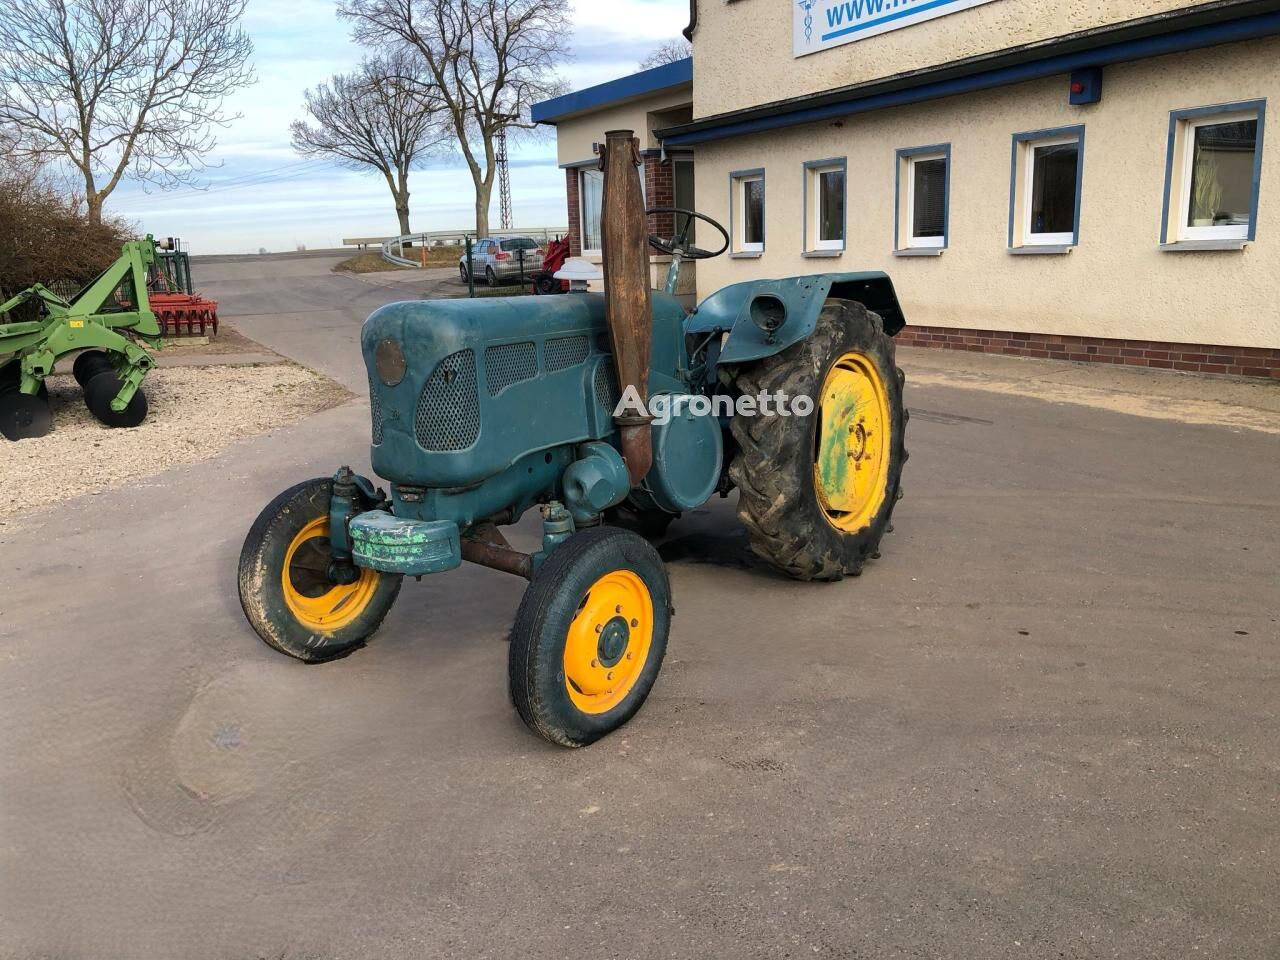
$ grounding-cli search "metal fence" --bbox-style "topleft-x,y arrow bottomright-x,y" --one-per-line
380,228 -> 566,268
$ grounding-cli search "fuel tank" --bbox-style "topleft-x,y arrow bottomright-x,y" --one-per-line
361,292 -> 687,490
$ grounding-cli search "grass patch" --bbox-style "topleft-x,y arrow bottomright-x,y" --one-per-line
463,285 -> 536,298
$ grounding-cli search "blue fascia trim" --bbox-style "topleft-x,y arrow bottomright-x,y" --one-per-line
1159,98 -> 1267,242
730,168 -> 767,253
895,144 -> 951,250
1008,125 -> 1086,248
802,157 -> 848,253
661,12 -> 1280,145
532,58 -> 693,125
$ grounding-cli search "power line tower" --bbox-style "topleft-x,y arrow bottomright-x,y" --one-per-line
496,128 -> 513,231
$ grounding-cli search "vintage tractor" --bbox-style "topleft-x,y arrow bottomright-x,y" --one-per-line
0,237 -> 165,441
239,130 -> 909,748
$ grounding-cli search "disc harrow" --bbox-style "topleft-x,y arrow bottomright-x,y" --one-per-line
0,237 -> 165,441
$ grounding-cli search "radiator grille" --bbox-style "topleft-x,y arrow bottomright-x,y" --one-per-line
594,358 -> 619,415
485,341 -> 538,396
544,335 -> 589,372
369,378 -> 383,445
415,349 -> 479,451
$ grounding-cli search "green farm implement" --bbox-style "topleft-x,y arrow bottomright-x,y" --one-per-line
0,237 -> 165,441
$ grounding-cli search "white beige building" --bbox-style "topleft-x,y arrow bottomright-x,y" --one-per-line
533,0 -> 1280,377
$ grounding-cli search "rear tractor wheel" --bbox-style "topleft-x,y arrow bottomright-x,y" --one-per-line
509,527 -> 672,747
238,478 -> 402,662
728,298 -> 908,581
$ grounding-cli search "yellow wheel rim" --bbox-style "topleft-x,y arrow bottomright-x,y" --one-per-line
281,517 -> 380,633
813,351 -> 892,533
563,570 -> 654,715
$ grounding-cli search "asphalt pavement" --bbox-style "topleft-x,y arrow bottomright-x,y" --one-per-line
1,253 -> 1277,960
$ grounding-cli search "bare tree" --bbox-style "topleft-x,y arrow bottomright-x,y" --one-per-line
0,0 -> 254,225
339,0 -> 571,238
291,53 -> 449,238
638,38 -> 692,70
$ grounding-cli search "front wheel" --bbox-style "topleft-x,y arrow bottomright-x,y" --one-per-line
509,527 -> 672,747
728,298 -> 908,581
238,478 -> 402,662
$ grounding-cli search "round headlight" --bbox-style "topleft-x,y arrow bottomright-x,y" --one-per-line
375,338 -> 406,386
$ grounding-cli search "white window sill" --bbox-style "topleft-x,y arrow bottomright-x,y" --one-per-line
1008,245 -> 1074,256
731,251 -> 764,259
1160,239 -> 1250,252
894,248 -> 944,257
802,249 -> 843,258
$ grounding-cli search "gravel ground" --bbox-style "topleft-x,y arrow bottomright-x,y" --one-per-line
0,363 -> 350,519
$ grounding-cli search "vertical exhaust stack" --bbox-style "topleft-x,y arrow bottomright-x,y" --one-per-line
599,129 -> 654,486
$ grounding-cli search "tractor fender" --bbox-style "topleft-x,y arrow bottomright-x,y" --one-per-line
686,271 -> 906,366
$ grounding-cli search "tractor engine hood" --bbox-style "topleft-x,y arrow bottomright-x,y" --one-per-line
361,294 -> 631,492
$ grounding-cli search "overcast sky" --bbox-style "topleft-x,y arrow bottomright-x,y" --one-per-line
106,0 -> 690,254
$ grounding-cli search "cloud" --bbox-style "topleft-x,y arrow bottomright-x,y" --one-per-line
105,0 -> 689,253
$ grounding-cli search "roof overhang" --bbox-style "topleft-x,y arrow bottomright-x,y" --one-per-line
658,0 -> 1280,145
532,58 -> 693,126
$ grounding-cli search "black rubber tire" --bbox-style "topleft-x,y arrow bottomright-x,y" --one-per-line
534,274 -> 558,296
0,384 -> 52,440
83,370 -> 148,428
605,502 -> 677,539
73,350 -> 114,387
459,263 -> 469,283
508,526 -> 672,748
728,299 -> 908,581
486,266 -> 499,289
238,478 -> 403,663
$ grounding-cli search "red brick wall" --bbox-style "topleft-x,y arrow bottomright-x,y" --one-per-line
644,156 -> 675,240
896,325 -> 1280,379
565,167 -> 582,258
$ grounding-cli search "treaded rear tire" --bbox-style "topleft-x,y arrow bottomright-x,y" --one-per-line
727,299 -> 908,581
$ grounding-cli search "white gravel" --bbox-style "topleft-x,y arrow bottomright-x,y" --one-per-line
0,363 -> 350,518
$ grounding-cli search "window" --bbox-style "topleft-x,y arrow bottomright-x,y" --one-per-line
1162,101 -> 1265,244
895,146 -> 949,251
730,169 -> 765,254
804,159 -> 846,253
579,167 -> 604,255
1008,127 -> 1085,249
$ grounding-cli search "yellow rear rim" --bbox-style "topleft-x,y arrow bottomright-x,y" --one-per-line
813,351 -> 892,533
281,517 -> 380,633
563,569 -> 654,715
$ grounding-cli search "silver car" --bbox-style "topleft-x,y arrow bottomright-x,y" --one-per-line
458,236 -> 545,287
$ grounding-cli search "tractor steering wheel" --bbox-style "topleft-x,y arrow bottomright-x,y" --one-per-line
646,207 -> 730,261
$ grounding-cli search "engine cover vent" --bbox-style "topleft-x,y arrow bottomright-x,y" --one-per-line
369,377 -> 384,445
416,349 -> 480,451
544,335 -> 589,372
485,341 -> 538,396
594,358 -> 619,415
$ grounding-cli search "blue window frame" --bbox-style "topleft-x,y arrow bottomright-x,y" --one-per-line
894,144 -> 951,252
1007,125 -> 1086,250
1160,99 -> 1266,246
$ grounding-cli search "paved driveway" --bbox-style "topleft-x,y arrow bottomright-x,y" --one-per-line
2,254 -> 1278,959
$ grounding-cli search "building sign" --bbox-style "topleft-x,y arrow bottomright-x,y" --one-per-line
795,0 -> 1000,57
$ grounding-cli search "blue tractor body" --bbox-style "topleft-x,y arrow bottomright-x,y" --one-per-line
343,273 -> 903,577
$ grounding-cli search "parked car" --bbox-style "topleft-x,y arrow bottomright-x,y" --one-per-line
459,236 -> 545,287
